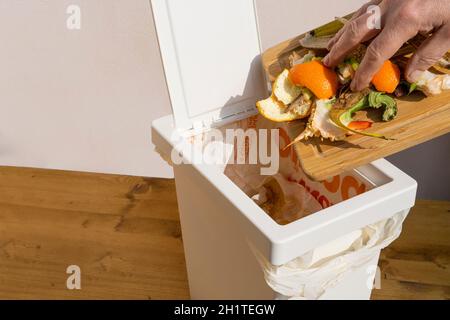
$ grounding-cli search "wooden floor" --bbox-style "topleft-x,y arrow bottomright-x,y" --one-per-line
0,166 -> 448,300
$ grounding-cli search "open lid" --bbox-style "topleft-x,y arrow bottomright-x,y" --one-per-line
151,0 -> 266,132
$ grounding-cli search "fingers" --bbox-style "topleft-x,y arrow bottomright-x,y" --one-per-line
327,0 -> 382,50
326,24 -> 347,51
405,24 -> 450,82
323,12 -> 380,68
351,26 -> 416,91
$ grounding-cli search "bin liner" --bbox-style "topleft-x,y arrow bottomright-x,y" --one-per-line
251,211 -> 407,299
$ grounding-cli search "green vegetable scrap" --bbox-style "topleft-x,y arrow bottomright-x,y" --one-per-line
367,91 -> 398,121
330,91 -> 398,140
312,19 -> 345,38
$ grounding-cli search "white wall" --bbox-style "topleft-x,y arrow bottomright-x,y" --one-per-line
0,0 -> 173,177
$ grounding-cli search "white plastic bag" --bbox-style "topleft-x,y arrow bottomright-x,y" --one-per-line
252,211 -> 407,300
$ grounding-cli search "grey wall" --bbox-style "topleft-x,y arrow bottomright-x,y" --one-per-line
386,133 -> 450,200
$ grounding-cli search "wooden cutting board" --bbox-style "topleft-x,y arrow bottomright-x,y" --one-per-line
262,30 -> 450,181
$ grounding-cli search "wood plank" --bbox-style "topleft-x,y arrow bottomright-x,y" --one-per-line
372,200 -> 450,300
378,258 -> 450,287
371,280 -> 450,300
0,166 -> 448,299
292,99 -> 450,181
0,166 -> 189,300
262,22 -> 450,181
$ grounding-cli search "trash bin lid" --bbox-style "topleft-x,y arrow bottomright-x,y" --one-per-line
151,0 -> 266,134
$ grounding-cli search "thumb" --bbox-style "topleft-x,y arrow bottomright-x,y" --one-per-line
405,25 -> 450,83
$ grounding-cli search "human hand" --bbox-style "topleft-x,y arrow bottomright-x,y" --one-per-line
323,0 -> 450,91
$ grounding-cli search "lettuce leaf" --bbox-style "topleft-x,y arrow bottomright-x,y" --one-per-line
329,91 -> 397,140
367,91 -> 398,121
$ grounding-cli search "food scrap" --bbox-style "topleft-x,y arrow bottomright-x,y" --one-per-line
371,60 -> 401,93
256,22 -> 450,144
257,69 -> 313,122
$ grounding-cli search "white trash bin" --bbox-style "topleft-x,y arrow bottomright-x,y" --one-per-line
150,0 -> 417,300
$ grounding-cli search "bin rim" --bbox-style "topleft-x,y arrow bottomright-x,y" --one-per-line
152,114 -> 417,264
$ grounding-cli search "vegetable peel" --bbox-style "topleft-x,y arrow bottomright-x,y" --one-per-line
367,91 -> 398,122
329,92 -> 397,141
